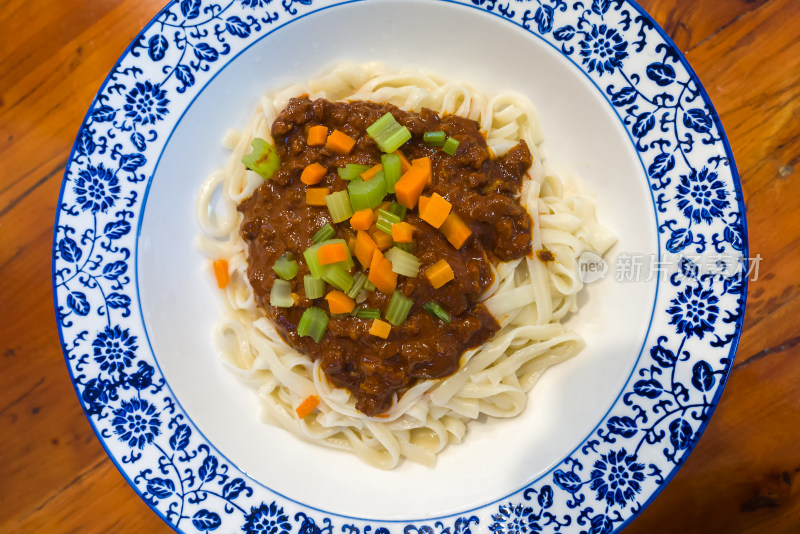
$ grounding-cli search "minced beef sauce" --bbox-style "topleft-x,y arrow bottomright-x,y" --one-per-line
238,96 -> 533,416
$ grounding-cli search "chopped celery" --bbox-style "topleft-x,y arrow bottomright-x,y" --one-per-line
297,307 -> 328,343
389,201 -> 407,220
366,112 -> 412,153
304,245 -> 324,278
381,153 -> 402,193
346,272 -> 368,299
241,138 -> 280,179
348,174 -> 387,211
396,242 -> 414,253
355,308 -> 381,319
423,301 -> 451,323
272,253 -> 298,280
304,239 -> 353,278
364,278 -> 376,292
384,246 -> 420,277
385,291 -> 413,326
442,137 -> 460,156
270,279 -> 294,308
321,264 -> 354,292
423,131 -> 447,147
303,275 -> 326,299
312,223 -> 336,244
338,164 -> 372,181
325,190 -> 354,223
376,209 -> 402,235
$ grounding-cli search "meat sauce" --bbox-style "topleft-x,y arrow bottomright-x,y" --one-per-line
239,97 -> 533,415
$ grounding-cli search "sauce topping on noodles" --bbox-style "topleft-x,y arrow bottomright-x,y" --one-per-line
238,96 -> 533,416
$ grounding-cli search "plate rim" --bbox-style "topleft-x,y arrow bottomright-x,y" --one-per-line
52,0 -> 748,532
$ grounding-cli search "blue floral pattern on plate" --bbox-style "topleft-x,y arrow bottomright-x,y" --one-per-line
53,0 -> 747,532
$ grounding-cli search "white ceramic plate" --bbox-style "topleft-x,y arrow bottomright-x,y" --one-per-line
54,1 -> 747,532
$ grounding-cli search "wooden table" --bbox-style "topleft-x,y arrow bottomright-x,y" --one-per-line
2,0 -> 798,532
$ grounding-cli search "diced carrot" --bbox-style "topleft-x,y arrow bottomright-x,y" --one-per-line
369,319 -> 391,339
360,164 -> 383,181
347,236 -> 357,256
368,250 -> 397,294
419,192 -> 452,229
379,200 -> 393,212
375,260 -> 398,294
369,248 -> 384,274
355,230 -> 379,268
291,292 -> 300,306
391,222 -> 414,243
295,395 -> 320,419
425,259 -> 454,289
412,156 -> 432,185
326,130 -> 356,155
307,125 -> 328,146
394,149 -> 412,172
306,187 -> 330,206
394,166 -> 428,209
372,230 -> 393,251
301,162 -> 327,185
418,195 -> 430,215
439,212 -> 473,249
213,259 -> 229,289
317,242 -> 348,265
350,208 -> 374,231
325,290 -> 356,314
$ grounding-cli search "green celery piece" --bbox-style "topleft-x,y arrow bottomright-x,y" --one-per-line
325,190 -> 354,223
348,174 -> 387,211
366,112 -> 412,153
321,264 -> 354,292
297,307 -> 329,343
395,242 -> 414,253
273,253 -> 299,280
423,131 -> 447,147
303,275 -> 326,299
270,279 -> 294,308
381,153 -> 402,193
312,223 -> 336,244
423,301 -> 451,323
385,291 -> 413,326
376,209 -> 402,235
389,201 -> 407,220
346,272 -> 368,299
338,164 -> 372,181
442,137 -> 460,156
384,246 -> 420,277
354,308 -> 381,319
242,138 -> 280,179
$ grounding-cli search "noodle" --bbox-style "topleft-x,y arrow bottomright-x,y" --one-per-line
195,62 -> 614,469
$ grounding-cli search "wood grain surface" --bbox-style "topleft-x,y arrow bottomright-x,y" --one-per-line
1,0 -> 798,532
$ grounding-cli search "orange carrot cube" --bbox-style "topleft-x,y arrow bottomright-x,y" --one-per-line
326,130 -> 356,155
306,187 -> 330,206
419,192 -> 452,229
391,222 -> 414,243
425,259 -> 454,289
301,162 -> 327,185
369,319 -> 391,339
307,125 -> 328,146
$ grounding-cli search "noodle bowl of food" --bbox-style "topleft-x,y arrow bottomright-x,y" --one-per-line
54,0 -> 745,531
196,63 -> 616,469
